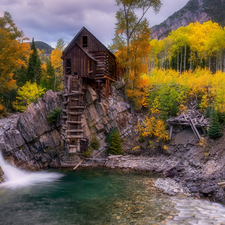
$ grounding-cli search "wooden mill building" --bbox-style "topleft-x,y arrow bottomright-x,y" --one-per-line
61,27 -> 118,154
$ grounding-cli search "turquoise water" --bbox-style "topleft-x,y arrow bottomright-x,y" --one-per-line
0,168 -> 174,225
1,168 -> 225,224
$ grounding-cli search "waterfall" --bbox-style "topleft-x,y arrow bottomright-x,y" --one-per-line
0,151 -> 63,189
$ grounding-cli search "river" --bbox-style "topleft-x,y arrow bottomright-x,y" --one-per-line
0,152 -> 225,224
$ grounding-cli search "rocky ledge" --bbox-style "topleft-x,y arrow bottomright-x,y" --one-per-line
0,90 -> 63,170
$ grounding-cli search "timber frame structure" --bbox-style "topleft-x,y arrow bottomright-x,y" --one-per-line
61,27 -> 119,154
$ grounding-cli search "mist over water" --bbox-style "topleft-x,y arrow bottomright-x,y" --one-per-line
0,151 -> 63,189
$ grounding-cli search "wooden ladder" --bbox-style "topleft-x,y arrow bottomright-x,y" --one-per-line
62,75 -> 86,153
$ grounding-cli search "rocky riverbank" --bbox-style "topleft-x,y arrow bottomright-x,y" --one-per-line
1,83 -> 225,205
61,127 -> 225,204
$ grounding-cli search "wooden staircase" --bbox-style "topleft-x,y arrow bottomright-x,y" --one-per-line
62,75 -> 86,153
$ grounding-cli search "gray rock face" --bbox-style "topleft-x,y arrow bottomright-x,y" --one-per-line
151,0 -> 210,40
82,85 -> 134,150
0,90 -> 63,170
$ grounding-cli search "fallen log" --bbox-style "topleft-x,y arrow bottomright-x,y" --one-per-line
218,181 -> 225,186
73,159 -> 84,170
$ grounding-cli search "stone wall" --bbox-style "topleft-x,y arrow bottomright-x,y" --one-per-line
0,90 -> 63,170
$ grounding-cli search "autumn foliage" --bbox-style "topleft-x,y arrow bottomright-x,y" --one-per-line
0,12 -> 65,114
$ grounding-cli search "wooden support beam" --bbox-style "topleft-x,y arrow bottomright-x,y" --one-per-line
105,79 -> 110,99
169,125 -> 173,140
189,119 -> 201,141
104,75 -> 116,82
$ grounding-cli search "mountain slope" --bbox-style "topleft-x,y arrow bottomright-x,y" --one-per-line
29,41 -> 54,55
151,0 -> 225,40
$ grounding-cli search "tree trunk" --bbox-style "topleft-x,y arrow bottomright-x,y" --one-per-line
216,52 -> 219,72
177,51 -> 179,72
209,54 -> 211,71
184,45 -> 187,71
180,47 -> 183,74
223,52 -> 225,72
190,51 -> 192,71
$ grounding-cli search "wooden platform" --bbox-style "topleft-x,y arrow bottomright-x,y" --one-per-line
167,110 -> 210,140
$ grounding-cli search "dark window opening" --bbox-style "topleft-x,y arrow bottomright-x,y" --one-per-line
66,59 -> 71,74
83,36 -> 88,48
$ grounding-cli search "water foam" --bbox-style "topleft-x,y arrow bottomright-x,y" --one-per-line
0,151 -> 63,189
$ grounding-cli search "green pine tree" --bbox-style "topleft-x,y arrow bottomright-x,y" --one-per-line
108,129 -> 123,155
208,105 -> 223,139
27,38 -> 41,83
34,57 -> 42,85
14,65 -> 28,87
205,106 -> 211,118
40,60 -> 55,91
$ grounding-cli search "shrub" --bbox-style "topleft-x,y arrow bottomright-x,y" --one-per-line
13,81 -> 45,112
136,116 -> 169,142
82,147 -> 93,158
90,136 -> 100,150
108,128 -> 123,155
47,107 -> 62,124
138,135 -> 145,143
0,105 -> 7,118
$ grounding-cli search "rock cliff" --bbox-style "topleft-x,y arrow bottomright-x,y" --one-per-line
81,84 -> 134,149
0,90 -> 63,170
151,0 -> 225,40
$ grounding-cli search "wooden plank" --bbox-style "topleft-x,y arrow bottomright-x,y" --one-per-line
65,135 -> 83,139
67,112 -> 83,115
66,121 -> 82,124
63,92 -> 84,97
66,130 -> 84,133
189,119 -> 201,141
68,106 -> 85,109
73,160 -> 84,170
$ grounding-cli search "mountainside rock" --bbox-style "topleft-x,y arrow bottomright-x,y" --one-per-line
151,0 -> 225,40
81,85 -> 134,149
0,90 -> 63,170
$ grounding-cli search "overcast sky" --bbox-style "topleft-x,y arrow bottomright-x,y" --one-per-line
0,0 -> 189,48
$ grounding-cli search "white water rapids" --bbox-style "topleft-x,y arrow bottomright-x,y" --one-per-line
0,151 -> 63,189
